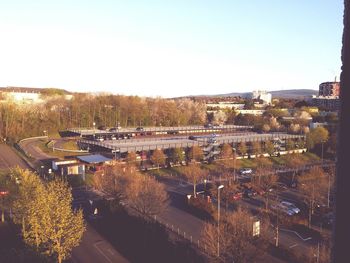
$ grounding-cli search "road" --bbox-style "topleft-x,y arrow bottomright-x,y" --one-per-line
0,144 -> 28,170
6,141 -> 130,263
157,175 -> 316,257
19,138 -> 53,161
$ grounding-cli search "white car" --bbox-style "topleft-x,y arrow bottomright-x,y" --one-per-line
240,168 -> 253,175
280,201 -> 300,214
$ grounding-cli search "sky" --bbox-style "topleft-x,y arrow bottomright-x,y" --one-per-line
0,0 -> 344,98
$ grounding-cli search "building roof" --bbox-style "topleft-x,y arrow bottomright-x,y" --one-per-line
76,154 -> 112,164
0,87 -> 43,93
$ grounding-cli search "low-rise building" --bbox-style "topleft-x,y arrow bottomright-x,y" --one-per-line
251,90 -> 272,104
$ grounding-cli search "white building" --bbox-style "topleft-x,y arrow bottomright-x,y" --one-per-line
0,87 -> 43,104
251,90 -> 272,104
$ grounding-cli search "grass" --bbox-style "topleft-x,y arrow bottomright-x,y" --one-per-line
60,140 -> 79,150
37,139 -> 87,159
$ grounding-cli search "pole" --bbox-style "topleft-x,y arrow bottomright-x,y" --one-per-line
217,187 -> 220,258
327,171 -> 331,208
321,141 -> 324,163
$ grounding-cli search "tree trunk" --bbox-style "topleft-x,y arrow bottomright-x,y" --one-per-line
1,209 -> 4,222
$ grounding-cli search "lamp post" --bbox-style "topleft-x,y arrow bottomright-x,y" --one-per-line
204,179 -> 207,193
93,122 -> 96,139
321,140 -> 324,163
217,184 -> 224,258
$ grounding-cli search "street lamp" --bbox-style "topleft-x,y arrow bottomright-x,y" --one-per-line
204,179 -> 207,193
217,184 -> 224,258
93,122 -> 96,139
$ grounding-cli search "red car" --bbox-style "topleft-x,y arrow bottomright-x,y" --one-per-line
232,192 -> 243,200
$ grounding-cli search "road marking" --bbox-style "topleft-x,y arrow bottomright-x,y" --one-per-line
93,242 -> 114,263
280,228 -> 312,241
289,243 -> 298,248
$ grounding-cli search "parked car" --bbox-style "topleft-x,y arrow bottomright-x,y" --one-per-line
136,127 -> 144,131
232,192 -> 243,200
270,203 -> 295,216
240,168 -> 253,175
280,201 -> 300,214
243,188 -> 257,198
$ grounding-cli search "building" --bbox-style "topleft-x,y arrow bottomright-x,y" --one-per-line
51,159 -> 85,179
251,90 -> 272,104
319,81 -> 340,97
311,96 -> 340,111
0,87 -> 43,104
309,81 -> 341,111
206,102 -> 245,110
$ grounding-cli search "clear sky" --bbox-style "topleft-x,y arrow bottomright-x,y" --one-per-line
0,0 -> 344,98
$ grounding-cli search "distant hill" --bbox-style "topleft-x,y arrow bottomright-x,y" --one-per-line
190,89 -> 318,99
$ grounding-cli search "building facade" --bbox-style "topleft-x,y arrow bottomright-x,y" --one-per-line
251,90 -> 272,104
319,82 -> 340,97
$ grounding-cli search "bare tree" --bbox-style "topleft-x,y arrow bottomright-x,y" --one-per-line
182,163 -> 206,198
150,148 -> 166,170
126,174 -> 169,218
299,167 -> 328,227
188,145 -> 204,162
201,208 -> 268,263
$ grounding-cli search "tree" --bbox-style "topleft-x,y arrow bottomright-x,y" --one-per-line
285,139 -> 295,151
126,174 -> 169,218
42,180 -> 85,263
201,208 -> 268,263
126,151 -> 137,164
306,127 -> 329,150
12,168 -> 46,247
299,167 -> 328,227
12,169 -> 85,263
262,124 -> 271,133
170,147 -> 185,164
264,141 -> 275,156
260,173 -> 278,210
220,143 -> 233,160
95,163 -> 169,218
182,163 -> 206,198
150,148 -> 166,170
238,142 -> 247,157
285,153 -> 306,182
188,145 -> 204,162
251,141 -> 262,156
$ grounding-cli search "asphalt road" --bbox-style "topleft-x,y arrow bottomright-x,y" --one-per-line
157,175 -> 316,257
0,144 -> 28,170
19,138 -> 53,161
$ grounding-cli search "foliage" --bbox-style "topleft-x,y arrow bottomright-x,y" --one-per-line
94,163 -> 169,218
182,163 -> 207,197
11,168 -> 85,263
238,142 -> 247,157
306,127 -> 329,149
219,143 -> 233,159
0,95 -> 207,141
188,145 -> 204,162
201,208 -> 269,263
299,167 -> 328,227
169,147 -> 185,163
150,149 -> 166,169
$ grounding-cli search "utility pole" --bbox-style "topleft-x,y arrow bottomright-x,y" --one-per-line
217,185 -> 224,258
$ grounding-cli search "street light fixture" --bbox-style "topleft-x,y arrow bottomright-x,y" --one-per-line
217,184 -> 224,258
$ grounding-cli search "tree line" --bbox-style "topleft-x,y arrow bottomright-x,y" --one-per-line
0,94 -> 207,142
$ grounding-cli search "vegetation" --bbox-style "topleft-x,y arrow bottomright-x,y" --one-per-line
201,208 -> 269,263
93,163 -> 169,218
10,168 -> 85,263
0,95 -> 207,142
